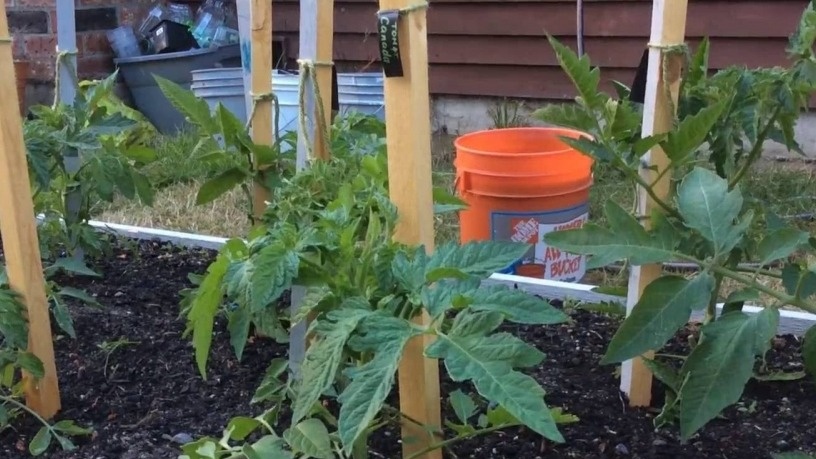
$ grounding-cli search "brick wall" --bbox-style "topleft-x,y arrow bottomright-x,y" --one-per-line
6,0 -> 202,107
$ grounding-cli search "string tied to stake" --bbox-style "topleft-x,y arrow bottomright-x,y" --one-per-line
296,58 -> 334,160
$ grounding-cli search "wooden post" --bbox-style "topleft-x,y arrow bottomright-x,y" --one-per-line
0,6 -> 60,418
377,0 -> 442,457
56,0 -> 83,260
620,0 -> 688,406
289,0 -> 335,378
249,0 -> 273,221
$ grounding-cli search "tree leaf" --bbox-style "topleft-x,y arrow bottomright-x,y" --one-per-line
427,331 -> 563,443
449,390 -> 478,425
676,167 -> 747,256
284,419 -> 333,459
756,228 -> 809,265
29,426 -> 52,456
292,308 -> 370,424
188,253 -> 230,378
602,274 -> 715,364
337,319 -> 418,454
196,167 -> 248,206
544,200 -> 679,268
678,309 -> 777,439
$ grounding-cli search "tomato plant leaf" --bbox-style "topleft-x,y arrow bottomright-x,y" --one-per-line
337,317 -> 418,454
196,167 -> 248,206
544,200 -> 679,268
188,252 -> 230,378
29,426 -> 52,456
427,241 -> 530,278
602,273 -> 715,364
284,419 -> 333,459
248,245 -> 299,314
292,307 -> 370,424
676,167 -> 749,256
678,309 -> 778,440
464,285 -> 568,325
547,35 -> 602,111
803,325 -> 816,380
449,390 -> 478,425
756,227 -> 810,266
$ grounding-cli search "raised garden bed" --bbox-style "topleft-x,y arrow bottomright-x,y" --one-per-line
1,238 -> 814,458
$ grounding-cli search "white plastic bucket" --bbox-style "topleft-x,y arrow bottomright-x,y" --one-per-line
337,72 -> 385,121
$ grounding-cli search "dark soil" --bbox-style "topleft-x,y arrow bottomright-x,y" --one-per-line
1,238 -> 816,458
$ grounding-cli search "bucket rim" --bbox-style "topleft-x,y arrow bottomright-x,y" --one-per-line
459,179 -> 593,199
454,127 -> 594,158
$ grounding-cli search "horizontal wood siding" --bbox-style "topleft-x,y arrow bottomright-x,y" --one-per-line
272,0 -> 810,100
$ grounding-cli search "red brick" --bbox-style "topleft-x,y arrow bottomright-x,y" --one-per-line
17,0 -> 54,7
28,57 -> 55,82
80,31 -> 110,55
22,34 -> 56,59
77,54 -> 113,79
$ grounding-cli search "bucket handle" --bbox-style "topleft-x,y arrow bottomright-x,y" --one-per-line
454,171 -> 469,196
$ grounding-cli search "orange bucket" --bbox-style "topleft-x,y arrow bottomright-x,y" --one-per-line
454,127 -> 594,282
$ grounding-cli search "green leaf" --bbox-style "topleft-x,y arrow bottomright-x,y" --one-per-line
132,171 -> 155,206
420,278 -> 481,318
284,419 -> 333,459
227,306 -> 251,361
338,319 -> 418,454
641,358 -> 681,393
544,200 -> 679,268
52,420 -> 93,436
252,358 -> 289,404
155,75 -> 218,133
803,325 -> 816,380
292,308 -> 370,424
756,228 -> 809,265
551,407 -> 580,425
464,285 -> 568,325
685,37 -> 710,88
226,416 -> 262,441
449,390 -> 478,425
188,253 -> 230,378
662,99 -> 728,163
676,167 -> 747,256
48,258 -> 100,278
725,288 -> 760,304
427,331 -> 563,442
772,452 -> 816,459
15,352 -> 45,379
248,245 -> 298,313
428,241 -> 530,277
57,287 -> 102,308
433,186 -> 469,214
678,309 -> 778,439
547,35 -> 602,110
50,297 -> 76,339
602,274 -> 715,364
196,167 -> 248,205
29,426 -> 52,456
248,435 -> 293,458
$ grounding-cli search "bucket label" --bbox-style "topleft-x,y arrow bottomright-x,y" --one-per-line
491,204 -> 589,283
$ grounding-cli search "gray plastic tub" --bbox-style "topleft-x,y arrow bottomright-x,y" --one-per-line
115,45 -> 241,134
337,72 -> 385,120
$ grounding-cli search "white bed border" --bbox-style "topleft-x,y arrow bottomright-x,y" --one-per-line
83,219 -> 816,336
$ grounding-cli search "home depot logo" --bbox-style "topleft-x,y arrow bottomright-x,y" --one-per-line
510,217 -> 538,244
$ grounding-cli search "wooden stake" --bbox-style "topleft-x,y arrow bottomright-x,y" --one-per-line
296,0 -> 335,167
377,1 -> 442,457
620,0 -> 689,407
249,0 -> 273,221
0,6 -> 60,418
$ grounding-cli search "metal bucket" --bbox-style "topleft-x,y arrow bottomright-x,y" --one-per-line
337,72 -> 385,120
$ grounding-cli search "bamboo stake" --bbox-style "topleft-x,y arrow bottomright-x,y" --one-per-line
377,0 -> 442,457
0,5 -> 60,418
620,0 -> 689,407
249,0 -> 273,221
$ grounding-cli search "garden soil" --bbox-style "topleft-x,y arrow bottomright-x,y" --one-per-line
1,239 -> 815,458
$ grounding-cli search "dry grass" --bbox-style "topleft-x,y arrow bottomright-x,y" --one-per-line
96,181 -> 250,238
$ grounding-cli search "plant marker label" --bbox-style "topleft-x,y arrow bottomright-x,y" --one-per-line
491,205 -> 589,283
377,9 -> 403,77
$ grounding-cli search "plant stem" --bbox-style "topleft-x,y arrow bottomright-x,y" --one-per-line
404,423 -> 516,459
698,261 -> 816,313
625,167 -> 683,221
728,106 -> 782,190
0,394 -> 55,435
705,275 -> 723,324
